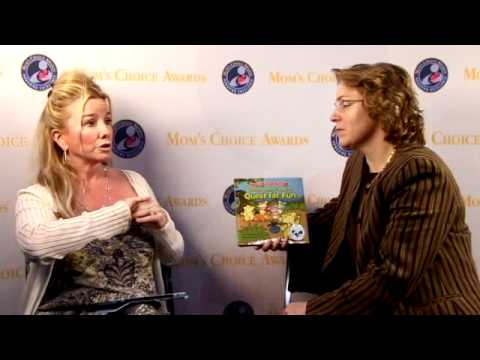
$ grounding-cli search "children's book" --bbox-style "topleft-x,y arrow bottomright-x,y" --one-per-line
234,177 -> 310,246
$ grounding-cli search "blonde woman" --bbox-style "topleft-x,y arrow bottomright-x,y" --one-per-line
15,71 -> 184,315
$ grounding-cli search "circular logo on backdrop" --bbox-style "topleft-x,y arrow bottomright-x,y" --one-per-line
223,184 -> 238,216
414,58 -> 448,93
21,54 -> 57,91
222,60 -> 255,94
112,119 -> 146,158
331,127 -> 352,157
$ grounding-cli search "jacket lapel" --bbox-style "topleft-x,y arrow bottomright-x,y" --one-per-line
322,152 -> 364,271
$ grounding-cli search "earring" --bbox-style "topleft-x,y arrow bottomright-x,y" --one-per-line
63,148 -> 68,163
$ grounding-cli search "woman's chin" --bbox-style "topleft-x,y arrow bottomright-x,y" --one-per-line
339,139 -> 351,148
97,154 -> 112,163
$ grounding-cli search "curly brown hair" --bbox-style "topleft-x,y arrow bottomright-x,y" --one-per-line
332,63 -> 425,146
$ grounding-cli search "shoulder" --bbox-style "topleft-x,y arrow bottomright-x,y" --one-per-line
397,145 -> 441,161
394,145 -> 452,175
116,168 -> 153,194
17,183 -> 52,200
384,145 -> 457,190
16,183 -> 55,209
117,168 -> 147,183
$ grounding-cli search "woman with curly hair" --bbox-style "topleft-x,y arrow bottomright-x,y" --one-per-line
260,62 -> 480,315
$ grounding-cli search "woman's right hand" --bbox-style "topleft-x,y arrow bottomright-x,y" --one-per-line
123,196 -> 151,212
255,238 -> 288,252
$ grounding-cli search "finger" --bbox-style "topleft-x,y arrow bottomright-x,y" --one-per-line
134,209 -> 166,220
134,206 -> 165,219
135,212 -> 168,227
132,207 -> 154,218
271,238 -> 281,251
261,240 -> 273,252
134,214 -> 155,223
135,214 -> 161,224
130,196 -> 151,209
131,200 -> 157,214
134,197 -> 152,206
280,239 -> 288,249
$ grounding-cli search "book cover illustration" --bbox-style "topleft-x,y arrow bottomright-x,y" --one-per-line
234,177 -> 310,246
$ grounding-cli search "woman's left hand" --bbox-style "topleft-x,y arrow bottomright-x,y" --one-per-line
132,200 -> 169,229
282,302 -> 307,315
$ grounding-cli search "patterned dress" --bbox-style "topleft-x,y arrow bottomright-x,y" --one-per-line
36,223 -> 164,315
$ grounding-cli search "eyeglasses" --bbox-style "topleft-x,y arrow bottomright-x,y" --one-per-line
334,99 -> 364,111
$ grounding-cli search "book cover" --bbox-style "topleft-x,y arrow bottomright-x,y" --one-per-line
234,177 -> 310,246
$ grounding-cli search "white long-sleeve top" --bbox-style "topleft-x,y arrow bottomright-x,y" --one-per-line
15,169 -> 184,314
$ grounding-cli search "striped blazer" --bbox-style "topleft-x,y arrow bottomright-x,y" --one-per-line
300,144 -> 480,315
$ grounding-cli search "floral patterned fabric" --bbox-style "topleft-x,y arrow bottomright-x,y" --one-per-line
37,223 -> 162,315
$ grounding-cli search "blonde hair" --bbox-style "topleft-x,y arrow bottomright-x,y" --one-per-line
332,63 -> 425,146
35,70 -> 111,218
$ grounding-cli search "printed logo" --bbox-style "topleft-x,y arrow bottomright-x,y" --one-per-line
414,58 -> 448,93
222,60 -> 255,94
112,119 -> 145,158
223,184 -> 238,216
331,127 -> 352,157
289,223 -> 305,241
21,54 -> 57,91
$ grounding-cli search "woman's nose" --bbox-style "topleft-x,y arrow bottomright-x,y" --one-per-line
330,110 -> 340,123
99,122 -> 111,137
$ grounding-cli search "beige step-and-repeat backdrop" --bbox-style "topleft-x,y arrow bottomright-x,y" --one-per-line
1,45 -> 479,314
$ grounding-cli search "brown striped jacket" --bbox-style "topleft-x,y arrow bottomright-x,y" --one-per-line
305,144 -> 480,315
